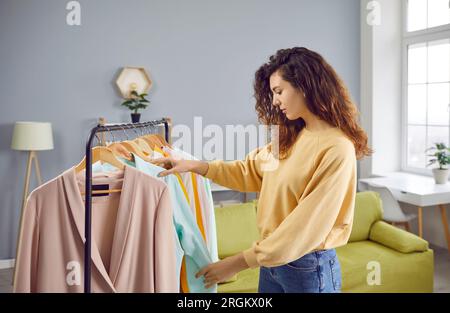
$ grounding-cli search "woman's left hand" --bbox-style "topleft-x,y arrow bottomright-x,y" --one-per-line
195,253 -> 249,289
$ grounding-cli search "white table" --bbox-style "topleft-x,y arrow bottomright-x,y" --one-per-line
210,182 -> 232,192
210,182 -> 260,204
359,172 -> 450,252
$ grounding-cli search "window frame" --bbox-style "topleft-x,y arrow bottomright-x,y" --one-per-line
401,0 -> 450,175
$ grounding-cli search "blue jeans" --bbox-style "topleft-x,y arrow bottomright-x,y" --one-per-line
258,249 -> 342,293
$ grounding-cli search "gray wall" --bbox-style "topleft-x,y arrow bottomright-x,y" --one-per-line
0,0 -> 360,259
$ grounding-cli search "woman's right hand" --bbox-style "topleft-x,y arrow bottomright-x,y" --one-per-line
151,157 -> 209,177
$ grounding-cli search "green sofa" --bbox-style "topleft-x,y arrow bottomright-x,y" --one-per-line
215,191 -> 434,293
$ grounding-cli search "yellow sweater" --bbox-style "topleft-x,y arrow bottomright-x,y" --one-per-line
204,127 -> 357,268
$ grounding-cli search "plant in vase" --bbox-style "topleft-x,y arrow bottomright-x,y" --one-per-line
426,142 -> 450,184
121,86 -> 150,123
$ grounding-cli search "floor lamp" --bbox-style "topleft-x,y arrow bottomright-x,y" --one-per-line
11,121 -> 54,285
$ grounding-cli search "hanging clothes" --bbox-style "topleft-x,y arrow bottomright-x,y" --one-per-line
123,153 -> 217,293
162,146 -> 219,263
14,165 -> 178,292
92,161 -> 185,292
93,152 -> 217,293
152,147 -> 207,244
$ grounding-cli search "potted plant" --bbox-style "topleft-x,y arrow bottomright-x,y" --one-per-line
426,142 -> 450,184
121,89 -> 150,123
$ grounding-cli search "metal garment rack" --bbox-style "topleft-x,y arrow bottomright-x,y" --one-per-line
83,118 -> 171,293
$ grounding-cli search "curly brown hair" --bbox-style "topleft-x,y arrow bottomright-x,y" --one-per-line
254,47 -> 372,160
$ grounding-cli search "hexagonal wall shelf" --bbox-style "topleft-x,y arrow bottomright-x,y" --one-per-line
116,67 -> 153,99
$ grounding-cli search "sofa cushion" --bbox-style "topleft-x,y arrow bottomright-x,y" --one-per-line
369,221 -> 429,253
348,191 -> 383,242
215,202 -> 260,259
336,241 -> 434,292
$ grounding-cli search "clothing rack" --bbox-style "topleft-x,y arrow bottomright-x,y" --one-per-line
83,118 -> 171,293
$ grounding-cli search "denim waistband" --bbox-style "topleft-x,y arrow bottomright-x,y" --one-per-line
310,248 -> 337,262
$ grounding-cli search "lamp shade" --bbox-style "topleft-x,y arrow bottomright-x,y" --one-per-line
11,122 -> 54,151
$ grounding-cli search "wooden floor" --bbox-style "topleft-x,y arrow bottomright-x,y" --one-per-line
433,244 -> 450,292
1,244 -> 449,293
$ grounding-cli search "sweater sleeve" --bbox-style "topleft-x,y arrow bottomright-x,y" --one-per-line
242,142 -> 357,268
203,145 -> 270,193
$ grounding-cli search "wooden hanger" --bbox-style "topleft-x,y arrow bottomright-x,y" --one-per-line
133,138 -> 153,155
75,146 -> 124,195
142,133 -> 171,150
154,133 -> 171,148
108,142 -> 134,161
141,136 -> 159,150
120,140 -> 154,162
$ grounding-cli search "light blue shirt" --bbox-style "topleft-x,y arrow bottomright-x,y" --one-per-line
167,147 -> 219,263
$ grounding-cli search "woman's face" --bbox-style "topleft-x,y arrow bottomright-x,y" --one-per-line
269,70 -> 309,121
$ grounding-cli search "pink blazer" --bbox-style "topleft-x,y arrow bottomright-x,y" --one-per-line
14,165 -> 178,292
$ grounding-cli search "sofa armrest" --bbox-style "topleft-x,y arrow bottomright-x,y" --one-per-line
369,221 -> 429,253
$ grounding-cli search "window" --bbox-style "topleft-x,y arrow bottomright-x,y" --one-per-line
408,0 -> 450,32
404,0 -> 450,172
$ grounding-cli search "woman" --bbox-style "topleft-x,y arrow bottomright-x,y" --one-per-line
153,47 -> 372,293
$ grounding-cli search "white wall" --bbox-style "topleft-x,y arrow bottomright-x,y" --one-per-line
360,0 -> 402,178
372,0 -> 403,175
